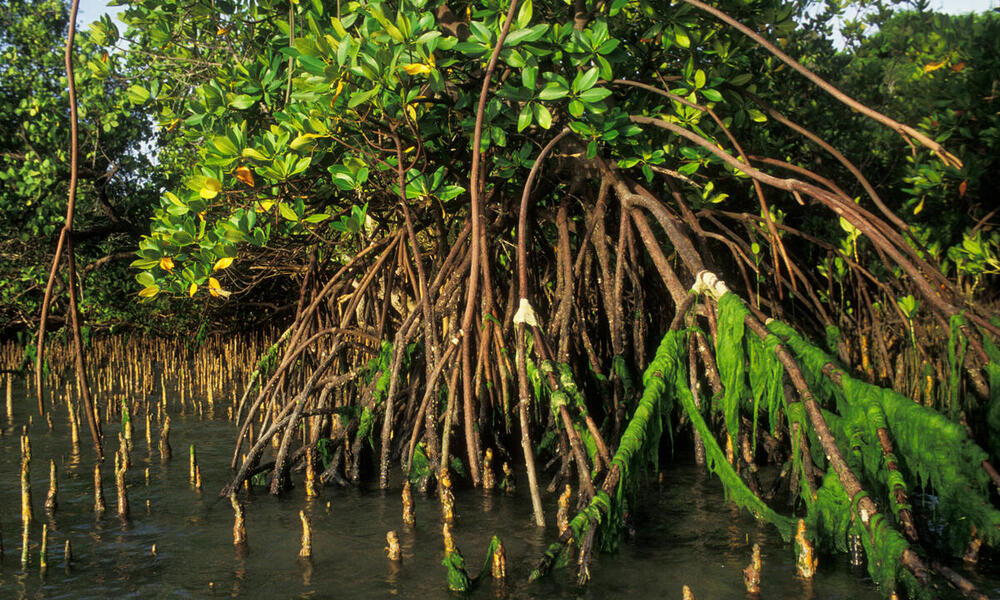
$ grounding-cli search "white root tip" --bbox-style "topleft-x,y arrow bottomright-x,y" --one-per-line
513,298 -> 539,328
691,271 -> 730,299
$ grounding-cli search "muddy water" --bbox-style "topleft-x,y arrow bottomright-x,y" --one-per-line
0,395 -> 995,599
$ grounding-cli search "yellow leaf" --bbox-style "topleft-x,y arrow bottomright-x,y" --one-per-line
913,198 -> 925,215
217,26 -> 230,35
138,285 -> 159,298
256,200 -> 274,212
208,277 -> 231,299
159,256 -> 175,271
188,282 -> 198,297
235,166 -> 255,187
401,63 -> 431,75
200,177 -> 222,199
213,257 -> 234,271
406,103 -> 418,123
923,60 -> 946,73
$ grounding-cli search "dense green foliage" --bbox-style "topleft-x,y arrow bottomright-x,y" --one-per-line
0,0 -> 166,332
837,10 -> 1000,281
3,0 -> 996,333
766,4 -> 1000,294
4,0 -> 1000,596
101,0 -> 802,298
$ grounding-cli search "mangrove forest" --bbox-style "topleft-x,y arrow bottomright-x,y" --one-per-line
2,0 -> 1000,596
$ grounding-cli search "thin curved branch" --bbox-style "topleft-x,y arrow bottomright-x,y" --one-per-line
682,0 -> 961,168
459,0 -> 522,487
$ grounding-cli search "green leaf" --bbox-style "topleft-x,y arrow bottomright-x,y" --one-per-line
574,67 -> 599,93
694,69 -> 706,89
508,49 -> 528,68
534,103 -> 552,129
242,148 -> 270,161
522,65 -> 537,90
578,87 -> 611,103
469,21 -> 492,43
229,94 -> 257,110
348,87 -> 380,108
278,202 -> 300,221
135,271 -> 156,287
675,28 -> 690,49
505,28 -> 539,47
337,35 -> 353,66
290,134 -> 316,151
701,88 -> 723,102
200,177 -> 222,199
730,73 -> 752,86
212,136 -> 239,156
516,0 -> 533,28
538,84 -> 568,100
163,191 -> 185,207
303,213 -> 331,223
438,185 -> 465,201
597,38 -> 619,55
89,21 -> 108,45
131,258 -> 160,269
678,161 -> 700,175
127,85 -> 150,105
517,104 -> 532,132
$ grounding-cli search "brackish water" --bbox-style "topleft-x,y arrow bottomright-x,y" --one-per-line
1,396 -> 996,599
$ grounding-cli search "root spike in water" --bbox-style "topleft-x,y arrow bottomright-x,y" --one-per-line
305,447 -> 319,498
116,449 -> 129,520
20,522 -> 29,568
45,459 -> 57,512
401,481 -> 415,526
189,444 -> 197,485
491,537 -> 507,580
482,448 -> 495,490
39,523 -> 48,571
556,485 -> 571,537
159,415 -> 172,461
385,530 -> 400,561
298,510 -> 312,559
94,463 -> 106,515
21,433 -> 33,527
794,520 -> 816,579
743,543 -> 761,594
230,493 -> 247,546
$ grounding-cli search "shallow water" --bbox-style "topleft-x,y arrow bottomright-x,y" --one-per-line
0,395 -> 996,599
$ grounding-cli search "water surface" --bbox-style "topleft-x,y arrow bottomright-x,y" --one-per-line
0,399 -> 995,599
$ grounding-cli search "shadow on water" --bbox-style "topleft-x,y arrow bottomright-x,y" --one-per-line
1,392 -> 997,599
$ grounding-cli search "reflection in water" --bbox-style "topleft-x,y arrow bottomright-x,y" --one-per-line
232,550 -> 247,596
0,392 -> 993,600
385,551 -> 401,591
299,555 -> 313,586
